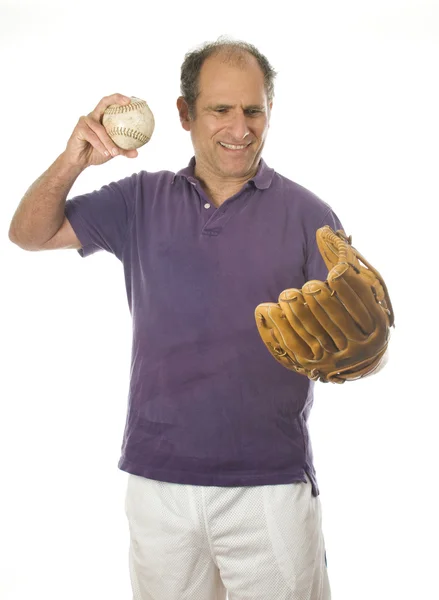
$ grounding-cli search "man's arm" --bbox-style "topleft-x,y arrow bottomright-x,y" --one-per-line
9,154 -> 84,250
8,93 -> 137,251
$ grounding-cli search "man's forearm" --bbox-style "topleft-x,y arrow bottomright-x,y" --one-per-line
8,153 -> 85,249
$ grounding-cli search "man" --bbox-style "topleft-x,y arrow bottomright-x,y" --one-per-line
9,38 -> 344,599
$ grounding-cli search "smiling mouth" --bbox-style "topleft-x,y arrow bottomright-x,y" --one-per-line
218,142 -> 251,151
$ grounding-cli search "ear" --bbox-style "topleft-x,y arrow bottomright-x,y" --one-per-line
177,96 -> 191,132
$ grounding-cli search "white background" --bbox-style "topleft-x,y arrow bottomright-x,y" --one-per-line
1,1 -> 438,599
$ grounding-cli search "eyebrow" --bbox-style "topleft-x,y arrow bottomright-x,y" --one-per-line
206,104 -> 265,111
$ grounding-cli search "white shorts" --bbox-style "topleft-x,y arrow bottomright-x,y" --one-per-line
124,472 -> 331,600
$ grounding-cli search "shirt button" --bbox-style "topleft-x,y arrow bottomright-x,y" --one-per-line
204,203 -> 211,209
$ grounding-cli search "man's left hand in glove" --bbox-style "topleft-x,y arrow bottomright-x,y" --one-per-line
254,226 -> 395,384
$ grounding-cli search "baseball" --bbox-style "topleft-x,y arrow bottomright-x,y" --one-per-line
102,96 -> 155,150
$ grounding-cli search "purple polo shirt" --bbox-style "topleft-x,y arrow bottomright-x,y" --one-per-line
65,156 -> 344,497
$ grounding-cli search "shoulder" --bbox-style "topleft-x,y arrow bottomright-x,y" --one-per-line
108,168 -> 177,211
121,167 -> 175,191
271,170 -> 333,218
268,168 -> 345,243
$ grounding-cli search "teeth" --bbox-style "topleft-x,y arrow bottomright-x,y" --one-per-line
220,142 -> 248,150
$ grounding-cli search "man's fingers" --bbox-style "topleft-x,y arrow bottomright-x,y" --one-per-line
74,116 -> 111,158
82,116 -> 120,158
89,93 -> 131,122
83,116 -> 137,159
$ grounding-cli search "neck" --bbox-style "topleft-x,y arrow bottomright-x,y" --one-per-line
193,158 -> 259,207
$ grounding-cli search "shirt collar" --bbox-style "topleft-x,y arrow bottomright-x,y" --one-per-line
172,156 -> 275,190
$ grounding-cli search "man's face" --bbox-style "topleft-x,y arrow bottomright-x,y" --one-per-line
179,53 -> 272,180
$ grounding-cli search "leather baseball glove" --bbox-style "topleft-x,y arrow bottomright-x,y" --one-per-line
255,226 -> 395,383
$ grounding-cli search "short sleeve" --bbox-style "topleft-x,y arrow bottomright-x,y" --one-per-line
64,172 -> 138,260
304,209 -> 345,281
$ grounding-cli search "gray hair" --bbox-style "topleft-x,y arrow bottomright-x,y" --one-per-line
180,35 -> 277,120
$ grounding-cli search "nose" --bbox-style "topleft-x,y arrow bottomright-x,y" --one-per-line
227,110 -> 251,142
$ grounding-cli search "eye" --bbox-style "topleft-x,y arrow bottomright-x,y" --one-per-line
214,107 -> 262,115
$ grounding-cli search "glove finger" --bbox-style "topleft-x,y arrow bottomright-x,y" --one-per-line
255,302 -> 314,361
303,278 -> 370,343
315,225 -> 344,271
278,288 -> 339,357
327,261 -> 387,333
315,228 -> 376,331
357,260 -> 394,328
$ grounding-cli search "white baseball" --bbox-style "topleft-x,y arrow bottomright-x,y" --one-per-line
102,96 -> 155,150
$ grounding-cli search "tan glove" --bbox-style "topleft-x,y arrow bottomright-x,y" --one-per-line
255,226 -> 395,383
